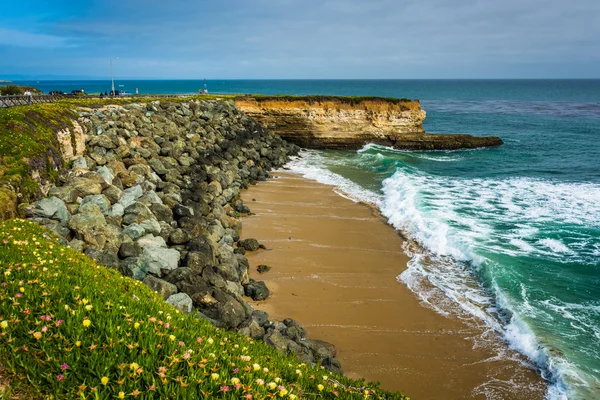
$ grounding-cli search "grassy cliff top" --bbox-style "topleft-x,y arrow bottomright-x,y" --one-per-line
0,219 -> 408,399
235,95 -> 415,105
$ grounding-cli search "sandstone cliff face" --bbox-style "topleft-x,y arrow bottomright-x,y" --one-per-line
235,96 -> 502,150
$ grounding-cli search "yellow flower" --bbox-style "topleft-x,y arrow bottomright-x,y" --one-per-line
118,391 -> 125,399
19,287 -> 24,293
64,305 -> 70,310
279,389 -> 288,397
0,321 -> 8,329
101,376 -> 109,385
33,332 -> 42,340
317,384 -> 324,391
267,382 -> 277,390
275,377 -> 281,383
85,305 -> 93,311
3,270 -> 10,276
134,322 -> 140,329
322,375 -> 328,381
75,341 -> 81,347
231,377 -> 240,385
83,319 -> 91,327
82,299 -> 89,305
207,338 -> 214,344
169,335 -> 176,341
211,373 -> 219,380
252,363 -> 261,371
289,395 -> 297,400
129,362 -> 139,370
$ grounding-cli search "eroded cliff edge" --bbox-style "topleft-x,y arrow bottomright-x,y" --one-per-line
235,96 -> 503,150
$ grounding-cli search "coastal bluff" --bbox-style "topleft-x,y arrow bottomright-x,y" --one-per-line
235,96 -> 503,150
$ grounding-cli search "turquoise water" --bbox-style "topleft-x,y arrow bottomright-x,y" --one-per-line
20,79 -> 600,399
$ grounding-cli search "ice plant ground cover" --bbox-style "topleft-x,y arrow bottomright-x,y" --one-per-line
0,219 -> 409,399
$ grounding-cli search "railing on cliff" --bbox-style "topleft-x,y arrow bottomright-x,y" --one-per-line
0,94 -> 68,108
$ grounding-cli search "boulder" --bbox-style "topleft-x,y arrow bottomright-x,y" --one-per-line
120,257 -> 148,281
26,197 -> 70,224
257,264 -> 272,273
123,202 -> 154,225
102,185 -> 122,204
80,194 -> 110,216
119,242 -> 141,258
122,223 -> 145,240
84,248 -> 120,269
118,185 -> 143,209
68,205 -> 108,248
301,339 -> 337,360
251,310 -> 269,327
47,186 -> 78,203
238,318 -> 265,340
244,280 -> 270,301
166,293 -> 193,314
137,234 -> 167,248
141,245 -> 181,276
96,165 -> 114,184
143,275 -> 178,299
69,176 -> 103,197
238,238 -> 260,251
264,330 -> 295,355
139,218 -> 161,235
150,203 -> 172,222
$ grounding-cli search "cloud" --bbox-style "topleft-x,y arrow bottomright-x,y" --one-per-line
1,0 -> 599,78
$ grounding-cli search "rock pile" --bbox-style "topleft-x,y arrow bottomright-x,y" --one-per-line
25,100 -> 342,374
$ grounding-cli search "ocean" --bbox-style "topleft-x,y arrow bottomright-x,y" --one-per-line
17,79 -> 600,399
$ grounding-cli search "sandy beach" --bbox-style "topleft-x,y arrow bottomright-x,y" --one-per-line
241,172 -> 547,400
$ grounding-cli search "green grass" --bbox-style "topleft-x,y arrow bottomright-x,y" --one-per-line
0,219 -> 409,399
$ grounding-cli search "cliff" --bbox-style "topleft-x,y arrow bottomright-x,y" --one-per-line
235,96 -> 503,150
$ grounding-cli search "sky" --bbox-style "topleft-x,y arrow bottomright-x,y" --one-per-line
0,0 -> 599,79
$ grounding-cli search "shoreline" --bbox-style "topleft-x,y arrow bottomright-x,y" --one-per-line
241,171 -> 547,399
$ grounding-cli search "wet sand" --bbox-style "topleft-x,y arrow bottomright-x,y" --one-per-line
241,172 -> 547,400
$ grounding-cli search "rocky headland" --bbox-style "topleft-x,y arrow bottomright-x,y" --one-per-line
18,99 -> 343,374
235,95 -> 503,150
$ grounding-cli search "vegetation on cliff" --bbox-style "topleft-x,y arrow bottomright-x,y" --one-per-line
0,85 -> 43,96
0,105 -> 76,218
0,218 -> 408,399
239,95 -> 415,106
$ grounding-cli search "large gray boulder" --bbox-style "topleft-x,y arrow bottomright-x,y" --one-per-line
80,194 -> 111,216
118,185 -> 143,208
166,293 -> 193,314
26,197 -> 70,224
67,205 -> 107,248
141,245 -> 181,276
122,223 -> 145,240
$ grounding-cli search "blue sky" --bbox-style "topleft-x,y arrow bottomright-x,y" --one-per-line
1,0 -> 599,79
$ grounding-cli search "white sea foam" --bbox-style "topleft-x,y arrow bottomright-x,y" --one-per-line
282,151 -> 383,206
538,238 -> 572,254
